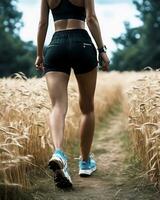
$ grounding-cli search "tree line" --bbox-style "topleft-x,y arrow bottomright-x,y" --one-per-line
0,0 -> 159,77
0,0 -> 37,78
110,0 -> 160,71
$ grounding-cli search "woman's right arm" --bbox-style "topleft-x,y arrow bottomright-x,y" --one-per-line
85,0 -> 109,71
35,0 -> 49,71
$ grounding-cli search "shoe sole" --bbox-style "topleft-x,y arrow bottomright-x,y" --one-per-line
48,159 -> 72,189
54,169 -> 72,188
79,166 -> 97,177
48,159 -> 63,171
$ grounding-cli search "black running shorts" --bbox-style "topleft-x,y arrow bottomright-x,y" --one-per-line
44,29 -> 98,75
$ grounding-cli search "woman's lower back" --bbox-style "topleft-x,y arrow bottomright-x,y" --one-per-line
54,19 -> 85,32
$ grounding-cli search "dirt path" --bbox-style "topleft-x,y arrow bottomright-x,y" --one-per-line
30,105 -> 159,200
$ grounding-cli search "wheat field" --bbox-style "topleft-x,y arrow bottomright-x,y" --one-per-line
0,71 -> 123,189
0,70 -> 160,193
126,70 -> 160,189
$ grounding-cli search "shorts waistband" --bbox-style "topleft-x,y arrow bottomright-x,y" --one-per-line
54,28 -> 88,36
50,28 -> 92,44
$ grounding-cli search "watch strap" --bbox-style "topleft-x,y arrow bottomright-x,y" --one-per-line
98,45 -> 107,54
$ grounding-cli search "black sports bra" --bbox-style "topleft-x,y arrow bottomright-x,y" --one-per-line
51,0 -> 86,22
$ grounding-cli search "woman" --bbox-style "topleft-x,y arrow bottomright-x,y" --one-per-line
35,0 -> 109,189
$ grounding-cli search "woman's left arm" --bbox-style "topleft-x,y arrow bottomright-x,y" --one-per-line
35,0 -> 49,71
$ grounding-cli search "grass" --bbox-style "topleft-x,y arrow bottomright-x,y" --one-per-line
0,71 -> 123,193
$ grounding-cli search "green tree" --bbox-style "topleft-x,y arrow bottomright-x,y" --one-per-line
110,0 -> 160,71
0,0 -> 36,77
0,0 -> 22,34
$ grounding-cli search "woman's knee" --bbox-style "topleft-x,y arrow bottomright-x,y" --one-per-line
79,101 -> 94,114
50,102 -> 68,117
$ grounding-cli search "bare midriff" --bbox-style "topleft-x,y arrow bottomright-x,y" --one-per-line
54,19 -> 85,32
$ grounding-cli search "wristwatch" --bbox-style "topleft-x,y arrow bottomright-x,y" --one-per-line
98,45 -> 107,54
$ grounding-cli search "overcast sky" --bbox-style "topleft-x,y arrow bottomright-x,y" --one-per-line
17,0 -> 142,57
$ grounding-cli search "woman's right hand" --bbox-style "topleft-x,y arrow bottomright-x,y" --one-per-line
35,56 -> 44,72
100,52 -> 110,72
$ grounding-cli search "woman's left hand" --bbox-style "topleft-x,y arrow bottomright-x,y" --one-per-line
100,52 -> 110,72
35,56 -> 44,72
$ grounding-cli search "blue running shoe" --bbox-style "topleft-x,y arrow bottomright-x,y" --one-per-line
48,149 -> 72,188
79,154 -> 96,177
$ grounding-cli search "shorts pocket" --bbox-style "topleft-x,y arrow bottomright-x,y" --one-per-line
83,42 -> 97,57
44,42 -> 62,57
83,43 -> 92,47
47,43 -> 61,48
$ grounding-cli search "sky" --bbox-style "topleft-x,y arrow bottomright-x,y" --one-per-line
17,0 -> 142,57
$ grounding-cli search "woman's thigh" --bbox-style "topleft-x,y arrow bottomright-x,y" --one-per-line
75,68 -> 97,113
45,72 -> 70,109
